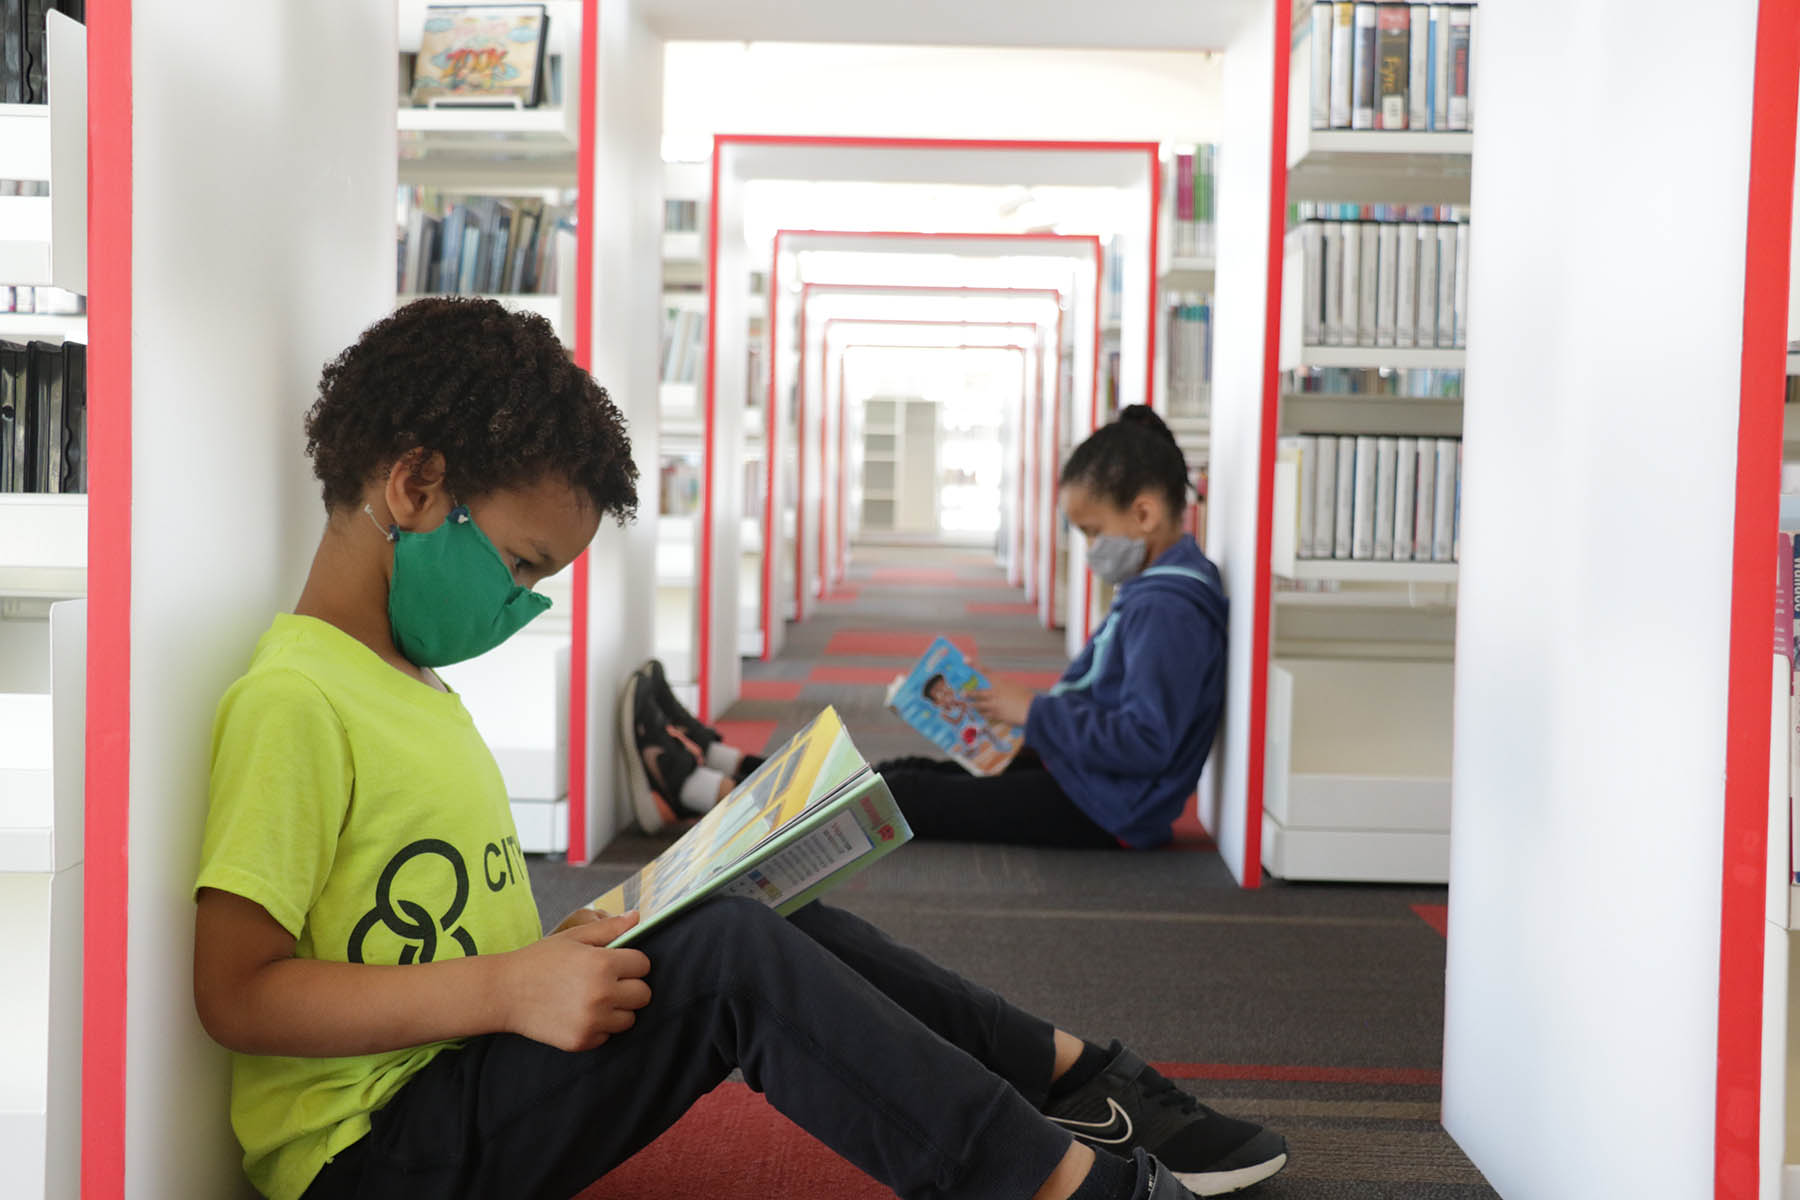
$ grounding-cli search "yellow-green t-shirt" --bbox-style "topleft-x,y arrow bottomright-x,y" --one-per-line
195,613 -> 544,1200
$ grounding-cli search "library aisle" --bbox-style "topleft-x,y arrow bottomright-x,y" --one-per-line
528,546 -> 1495,1198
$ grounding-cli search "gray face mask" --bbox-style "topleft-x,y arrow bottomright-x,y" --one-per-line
1087,534 -> 1148,585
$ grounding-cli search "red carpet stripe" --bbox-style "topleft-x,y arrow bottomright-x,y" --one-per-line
739,680 -> 806,702
1153,1062 -> 1442,1086
825,631 -> 977,659
819,586 -> 861,603
967,601 -> 1037,615
712,720 -> 781,755
1002,670 -> 1065,690
1410,903 -> 1449,938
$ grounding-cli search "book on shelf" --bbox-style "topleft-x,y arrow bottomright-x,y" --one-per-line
1307,2 -> 1476,133
664,198 -> 700,235
0,338 -> 84,495
1167,145 -> 1218,261
884,637 -> 1023,777
1288,432 -> 1462,566
1288,365 -> 1464,396
1289,204 -> 1469,352
1350,3 -> 1377,130
591,708 -> 911,946
1165,292 -> 1213,419
662,305 -> 707,385
0,286 -> 84,317
397,189 -> 574,298
409,4 -> 550,109
1786,532 -> 1800,883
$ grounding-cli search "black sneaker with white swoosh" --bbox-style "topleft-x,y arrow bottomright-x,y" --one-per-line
1043,1043 -> 1289,1196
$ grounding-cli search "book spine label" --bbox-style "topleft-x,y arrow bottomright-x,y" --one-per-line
1298,435 -> 1320,558
1331,3 -> 1356,128
1339,222 -> 1361,346
1376,222 -> 1400,347
1352,4 -> 1378,130
1312,4 -> 1334,129
1408,5 -> 1430,129
1779,533 -> 1794,659
1416,226 -> 1439,346
1352,435 -> 1378,559
1302,223 -> 1324,345
1376,4 -> 1410,129
1435,223 -> 1457,347
1430,5 -> 1450,130
1314,435 -> 1339,559
1432,438 -> 1457,561
1323,222 -> 1344,345
1448,6 -> 1472,130
1413,439 -> 1436,556
1358,223 -> 1380,347
1395,221 -> 1419,348
1393,437 -> 1418,560
1334,436 -> 1357,559
1374,436 -> 1399,559
1454,220 -> 1472,348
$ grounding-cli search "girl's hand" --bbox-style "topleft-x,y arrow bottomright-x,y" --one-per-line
973,678 -> 1037,728
501,911 -> 652,1052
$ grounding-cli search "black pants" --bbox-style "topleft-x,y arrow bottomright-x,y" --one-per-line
303,898 -> 1071,1200
876,750 -> 1121,849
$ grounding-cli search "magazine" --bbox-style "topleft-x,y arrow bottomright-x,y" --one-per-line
410,5 -> 550,108
590,707 -> 911,946
884,636 -> 1024,776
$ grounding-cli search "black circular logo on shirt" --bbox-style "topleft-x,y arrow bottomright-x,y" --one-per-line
347,839 -> 478,964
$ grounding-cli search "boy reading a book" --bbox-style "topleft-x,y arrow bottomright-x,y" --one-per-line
642,406 -> 1226,852
192,301 -> 1286,1200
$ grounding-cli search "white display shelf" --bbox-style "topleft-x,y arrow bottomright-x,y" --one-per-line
1284,343 -> 1466,371
1162,256 -> 1216,285
663,232 -> 702,264
0,104 -> 51,180
1287,130 -> 1474,205
1261,657 -> 1453,884
0,495 -> 85,599
1279,559 -> 1458,584
1788,351 -> 1799,376
0,693 -> 53,873
0,196 -> 52,286
0,313 -> 84,342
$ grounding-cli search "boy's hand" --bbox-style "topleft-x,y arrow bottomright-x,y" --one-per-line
552,906 -> 609,934
972,678 -> 1037,728
501,911 -> 652,1052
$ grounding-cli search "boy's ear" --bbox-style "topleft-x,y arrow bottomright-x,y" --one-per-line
383,450 -> 452,532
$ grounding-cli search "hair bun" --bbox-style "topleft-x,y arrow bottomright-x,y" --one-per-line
1116,404 -> 1178,447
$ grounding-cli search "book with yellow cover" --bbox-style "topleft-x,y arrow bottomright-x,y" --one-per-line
591,707 -> 910,946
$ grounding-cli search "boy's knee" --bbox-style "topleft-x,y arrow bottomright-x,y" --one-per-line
681,895 -> 788,948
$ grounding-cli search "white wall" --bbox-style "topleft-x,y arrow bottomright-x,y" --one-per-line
663,43 -> 1222,152
1199,4 -> 1273,885
126,2 -> 397,1193
578,0 -> 665,859
1440,2 -> 1758,1196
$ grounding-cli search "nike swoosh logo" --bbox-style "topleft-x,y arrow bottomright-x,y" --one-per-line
1048,1098 -> 1134,1146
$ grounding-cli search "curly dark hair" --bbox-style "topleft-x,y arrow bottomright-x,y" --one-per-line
303,297 -> 637,522
1059,404 -> 1189,514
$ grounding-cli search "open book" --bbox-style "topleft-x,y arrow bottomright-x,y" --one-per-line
591,707 -> 910,946
884,636 -> 1024,777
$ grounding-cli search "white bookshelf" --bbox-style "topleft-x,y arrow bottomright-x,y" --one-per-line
1283,344 -> 1465,372
1787,351 -> 1799,376
0,313 -> 85,342
1162,256 -> 1216,286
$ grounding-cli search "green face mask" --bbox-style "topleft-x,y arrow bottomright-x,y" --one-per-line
366,503 -> 552,667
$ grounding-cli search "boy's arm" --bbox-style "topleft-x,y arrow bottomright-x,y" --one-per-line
193,888 -> 652,1057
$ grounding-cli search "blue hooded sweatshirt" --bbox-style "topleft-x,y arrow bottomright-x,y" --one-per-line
1023,534 -> 1227,848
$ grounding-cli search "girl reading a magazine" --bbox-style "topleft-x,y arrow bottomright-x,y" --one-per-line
191,301 -> 1285,1200
644,406 -> 1225,852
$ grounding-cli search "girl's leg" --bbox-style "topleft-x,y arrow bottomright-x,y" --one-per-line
303,896 -> 1073,1200
879,764 -> 1121,848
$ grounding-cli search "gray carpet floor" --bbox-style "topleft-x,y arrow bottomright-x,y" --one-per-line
529,543 -> 1496,1198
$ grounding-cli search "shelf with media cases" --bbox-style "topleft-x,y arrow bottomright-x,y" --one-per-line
1161,257 -> 1216,286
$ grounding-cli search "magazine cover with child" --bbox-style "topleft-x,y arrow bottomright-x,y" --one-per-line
885,636 -> 1024,776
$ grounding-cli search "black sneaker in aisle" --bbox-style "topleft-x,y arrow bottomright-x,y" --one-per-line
1045,1044 -> 1289,1196
640,658 -> 719,753
619,672 -> 670,834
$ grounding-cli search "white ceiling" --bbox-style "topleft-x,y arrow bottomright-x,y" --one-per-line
636,0 -> 1262,52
